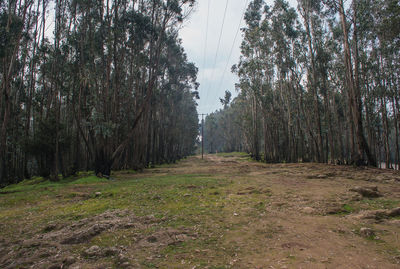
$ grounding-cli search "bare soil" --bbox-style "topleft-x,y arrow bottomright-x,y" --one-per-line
0,154 -> 399,268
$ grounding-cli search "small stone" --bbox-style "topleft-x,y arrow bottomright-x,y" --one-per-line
351,194 -> 362,201
183,193 -> 191,197
355,210 -> 388,220
233,213 -> 238,216
95,264 -> 109,269
63,256 -> 76,266
388,219 -> 400,226
123,223 -> 136,228
120,262 -> 131,268
95,192 -> 102,197
325,203 -> 345,214
84,245 -> 101,257
22,239 -> 41,247
350,186 -> 382,198
370,186 -> 378,191
43,223 -> 58,232
117,253 -> 129,264
388,208 -> 400,217
359,227 -> 375,238
103,247 -> 119,256
302,207 -> 316,214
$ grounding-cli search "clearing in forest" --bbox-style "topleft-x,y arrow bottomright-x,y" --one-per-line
0,153 -> 400,268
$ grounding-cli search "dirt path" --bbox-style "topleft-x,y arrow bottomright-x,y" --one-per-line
0,153 -> 399,268
167,154 -> 400,268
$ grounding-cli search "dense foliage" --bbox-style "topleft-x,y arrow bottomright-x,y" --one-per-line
204,0 -> 400,168
0,0 -> 199,185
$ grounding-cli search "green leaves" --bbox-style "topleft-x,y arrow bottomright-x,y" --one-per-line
0,12 -> 24,58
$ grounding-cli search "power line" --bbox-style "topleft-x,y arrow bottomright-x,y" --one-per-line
198,0 -> 210,123
204,0 -> 230,105
200,0 -> 211,84
212,0 -> 249,107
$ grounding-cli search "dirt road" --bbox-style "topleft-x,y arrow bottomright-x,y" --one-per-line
171,154 -> 400,268
0,153 -> 399,268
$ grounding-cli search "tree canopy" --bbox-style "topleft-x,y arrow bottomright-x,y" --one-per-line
205,0 -> 400,169
0,0 -> 200,185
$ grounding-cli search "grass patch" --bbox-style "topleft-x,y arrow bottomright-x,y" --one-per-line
342,198 -> 400,216
360,198 -> 399,210
16,176 -> 47,186
215,152 -> 249,158
0,175 -> 103,193
2,156 -> 399,268
342,204 -> 355,213
71,176 -> 108,185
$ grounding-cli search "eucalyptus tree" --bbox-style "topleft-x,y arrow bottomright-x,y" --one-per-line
0,0 -> 35,183
0,0 -> 200,185
204,94 -> 246,154
298,0 -> 324,162
234,0 -> 264,160
335,0 -> 376,165
206,0 -> 399,169
233,0 -> 301,162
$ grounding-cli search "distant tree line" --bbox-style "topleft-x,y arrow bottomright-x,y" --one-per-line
204,0 -> 399,169
0,0 -> 199,186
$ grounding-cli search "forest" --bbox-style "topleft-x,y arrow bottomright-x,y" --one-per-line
1,0 -> 399,187
0,0 -> 199,186
1,1 -> 400,267
204,0 -> 400,169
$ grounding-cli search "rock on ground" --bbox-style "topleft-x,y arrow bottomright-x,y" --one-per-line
349,186 -> 382,198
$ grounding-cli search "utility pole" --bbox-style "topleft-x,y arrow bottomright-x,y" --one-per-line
200,114 -> 207,159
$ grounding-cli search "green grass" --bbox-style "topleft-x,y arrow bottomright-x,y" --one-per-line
71,176 -> 109,184
16,176 -> 47,186
329,203 -> 355,216
2,157 -> 399,268
342,204 -> 355,213
340,198 -> 400,216
0,172 -> 230,225
0,168 -> 239,267
1,175 -> 110,193
215,152 -> 249,157
359,198 -> 399,210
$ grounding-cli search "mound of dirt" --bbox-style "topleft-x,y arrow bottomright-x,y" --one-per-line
359,227 -> 375,238
349,186 -> 382,198
237,187 -> 270,195
39,210 -> 158,245
0,210 -> 161,269
352,207 -> 400,222
139,228 -> 196,247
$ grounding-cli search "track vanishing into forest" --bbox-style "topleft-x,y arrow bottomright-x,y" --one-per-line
1,153 -> 400,268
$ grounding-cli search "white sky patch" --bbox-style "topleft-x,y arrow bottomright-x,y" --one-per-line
179,0 -> 298,116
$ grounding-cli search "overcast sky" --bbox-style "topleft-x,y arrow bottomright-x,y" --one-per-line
179,0 -> 298,116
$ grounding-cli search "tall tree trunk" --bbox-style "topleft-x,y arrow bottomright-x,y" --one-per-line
338,0 -> 376,166
381,97 -> 391,168
392,97 -> 399,170
251,94 -> 260,160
